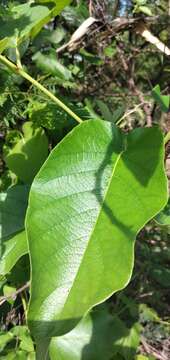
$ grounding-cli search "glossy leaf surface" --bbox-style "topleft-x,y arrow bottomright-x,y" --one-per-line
26,120 -> 167,340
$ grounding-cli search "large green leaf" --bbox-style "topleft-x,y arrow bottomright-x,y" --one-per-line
0,185 -> 29,275
4,122 -> 48,184
0,1 -> 71,52
26,120 -> 167,342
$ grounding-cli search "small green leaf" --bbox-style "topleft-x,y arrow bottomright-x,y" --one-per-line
155,198 -> 170,226
104,43 -> 117,57
12,326 -> 34,353
0,332 -> 14,352
96,100 -> 113,122
139,304 -> 160,323
0,326 -> 35,359
152,85 -> 170,113
0,185 -> 29,275
4,122 -> 48,184
138,5 -> 152,16
0,231 -> 28,276
47,27 -> 66,45
26,120 -> 167,345
0,38 -> 9,54
154,198 -> 170,234
3,284 -> 16,304
0,185 -> 29,241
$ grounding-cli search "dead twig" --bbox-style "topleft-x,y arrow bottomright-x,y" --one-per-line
136,21 -> 170,56
141,336 -> 168,360
56,17 -> 98,53
116,102 -> 145,126
0,282 -> 30,307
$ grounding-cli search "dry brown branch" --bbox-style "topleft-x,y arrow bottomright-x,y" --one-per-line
141,336 -> 169,360
136,21 -> 170,56
57,17 -> 98,53
0,282 -> 30,307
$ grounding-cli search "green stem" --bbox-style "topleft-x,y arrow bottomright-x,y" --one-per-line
164,131 -> 170,145
0,54 -> 82,124
16,43 -> 22,69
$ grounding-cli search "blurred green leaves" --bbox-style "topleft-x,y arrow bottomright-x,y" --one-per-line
0,326 -> 35,359
32,52 -> 73,83
0,0 -> 71,53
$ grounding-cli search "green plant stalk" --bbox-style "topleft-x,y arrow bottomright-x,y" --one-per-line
16,44 -> 22,69
0,54 -> 82,124
164,131 -> 170,145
